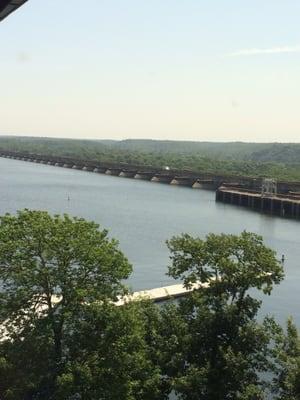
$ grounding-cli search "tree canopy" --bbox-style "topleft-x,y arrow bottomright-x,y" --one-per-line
273,318 -> 300,400
160,232 -> 285,400
0,210 -> 134,399
0,212 -> 299,400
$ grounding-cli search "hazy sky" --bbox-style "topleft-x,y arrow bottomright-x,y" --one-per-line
0,0 -> 299,142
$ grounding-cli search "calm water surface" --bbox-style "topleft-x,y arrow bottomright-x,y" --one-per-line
0,157 -> 299,326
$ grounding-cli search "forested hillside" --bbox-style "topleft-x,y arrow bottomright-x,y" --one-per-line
0,136 -> 299,181
107,139 -> 272,159
250,143 -> 300,163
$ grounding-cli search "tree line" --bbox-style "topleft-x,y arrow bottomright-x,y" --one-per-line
0,210 -> 300,399
0,137 -> 300,181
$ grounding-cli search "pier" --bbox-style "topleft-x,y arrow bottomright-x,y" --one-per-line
20,283 -> 202,309
216,186 -> 300,219
0,282 -> 203,341
115,282 -> 205,306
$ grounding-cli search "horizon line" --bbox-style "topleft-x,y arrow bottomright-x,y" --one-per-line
0,134 -> 299,145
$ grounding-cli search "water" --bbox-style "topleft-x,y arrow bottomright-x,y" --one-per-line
0,157 -> 299,326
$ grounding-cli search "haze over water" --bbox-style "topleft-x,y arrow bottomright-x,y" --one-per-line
1,157 -> 299,326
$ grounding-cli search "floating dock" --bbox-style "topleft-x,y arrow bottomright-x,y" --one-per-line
115,282 -> 205,306
216,186 -> 300,220
46,283 -> 204,308
0,283 -> 202,341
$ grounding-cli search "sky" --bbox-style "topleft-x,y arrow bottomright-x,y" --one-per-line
0,0 -> 299,142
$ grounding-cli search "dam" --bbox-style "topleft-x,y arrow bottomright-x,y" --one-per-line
1,150 -> 300,220
0,150 -> 227,190
1,149 -> 300,193
216,186 -> 300,220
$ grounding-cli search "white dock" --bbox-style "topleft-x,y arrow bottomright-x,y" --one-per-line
41,282 -> 204,308
115,281 -> 207,306
1,282 -> 205,341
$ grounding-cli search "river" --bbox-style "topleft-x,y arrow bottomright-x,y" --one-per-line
0,157 -> 299,326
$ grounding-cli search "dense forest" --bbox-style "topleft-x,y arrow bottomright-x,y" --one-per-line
0,136 -> 299,181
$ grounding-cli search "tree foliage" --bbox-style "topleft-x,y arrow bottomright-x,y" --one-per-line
0,210 -> 133,399
1,212 -> 300,399
161,231 -> 284,400
273,318 -> 300,400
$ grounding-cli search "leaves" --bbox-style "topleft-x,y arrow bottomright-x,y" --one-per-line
0,218 -> 297,400
163,231 -> 285,399
0,210 -> 133,399
167,231 -> 284,299
273,318 -> 300,400
0,210 -> 132,324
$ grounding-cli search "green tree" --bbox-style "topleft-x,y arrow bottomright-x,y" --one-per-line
0,210 -> 132,399
54,301 -> 164,400
0,301 -> 165,400
160,231 -> 284,400
273,318 -> 300,400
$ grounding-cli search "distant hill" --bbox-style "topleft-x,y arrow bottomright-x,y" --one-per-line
250,144 -> 300,163
106,140 -> 272,160
102,139 -> 300,163
0,136 -> 299,163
